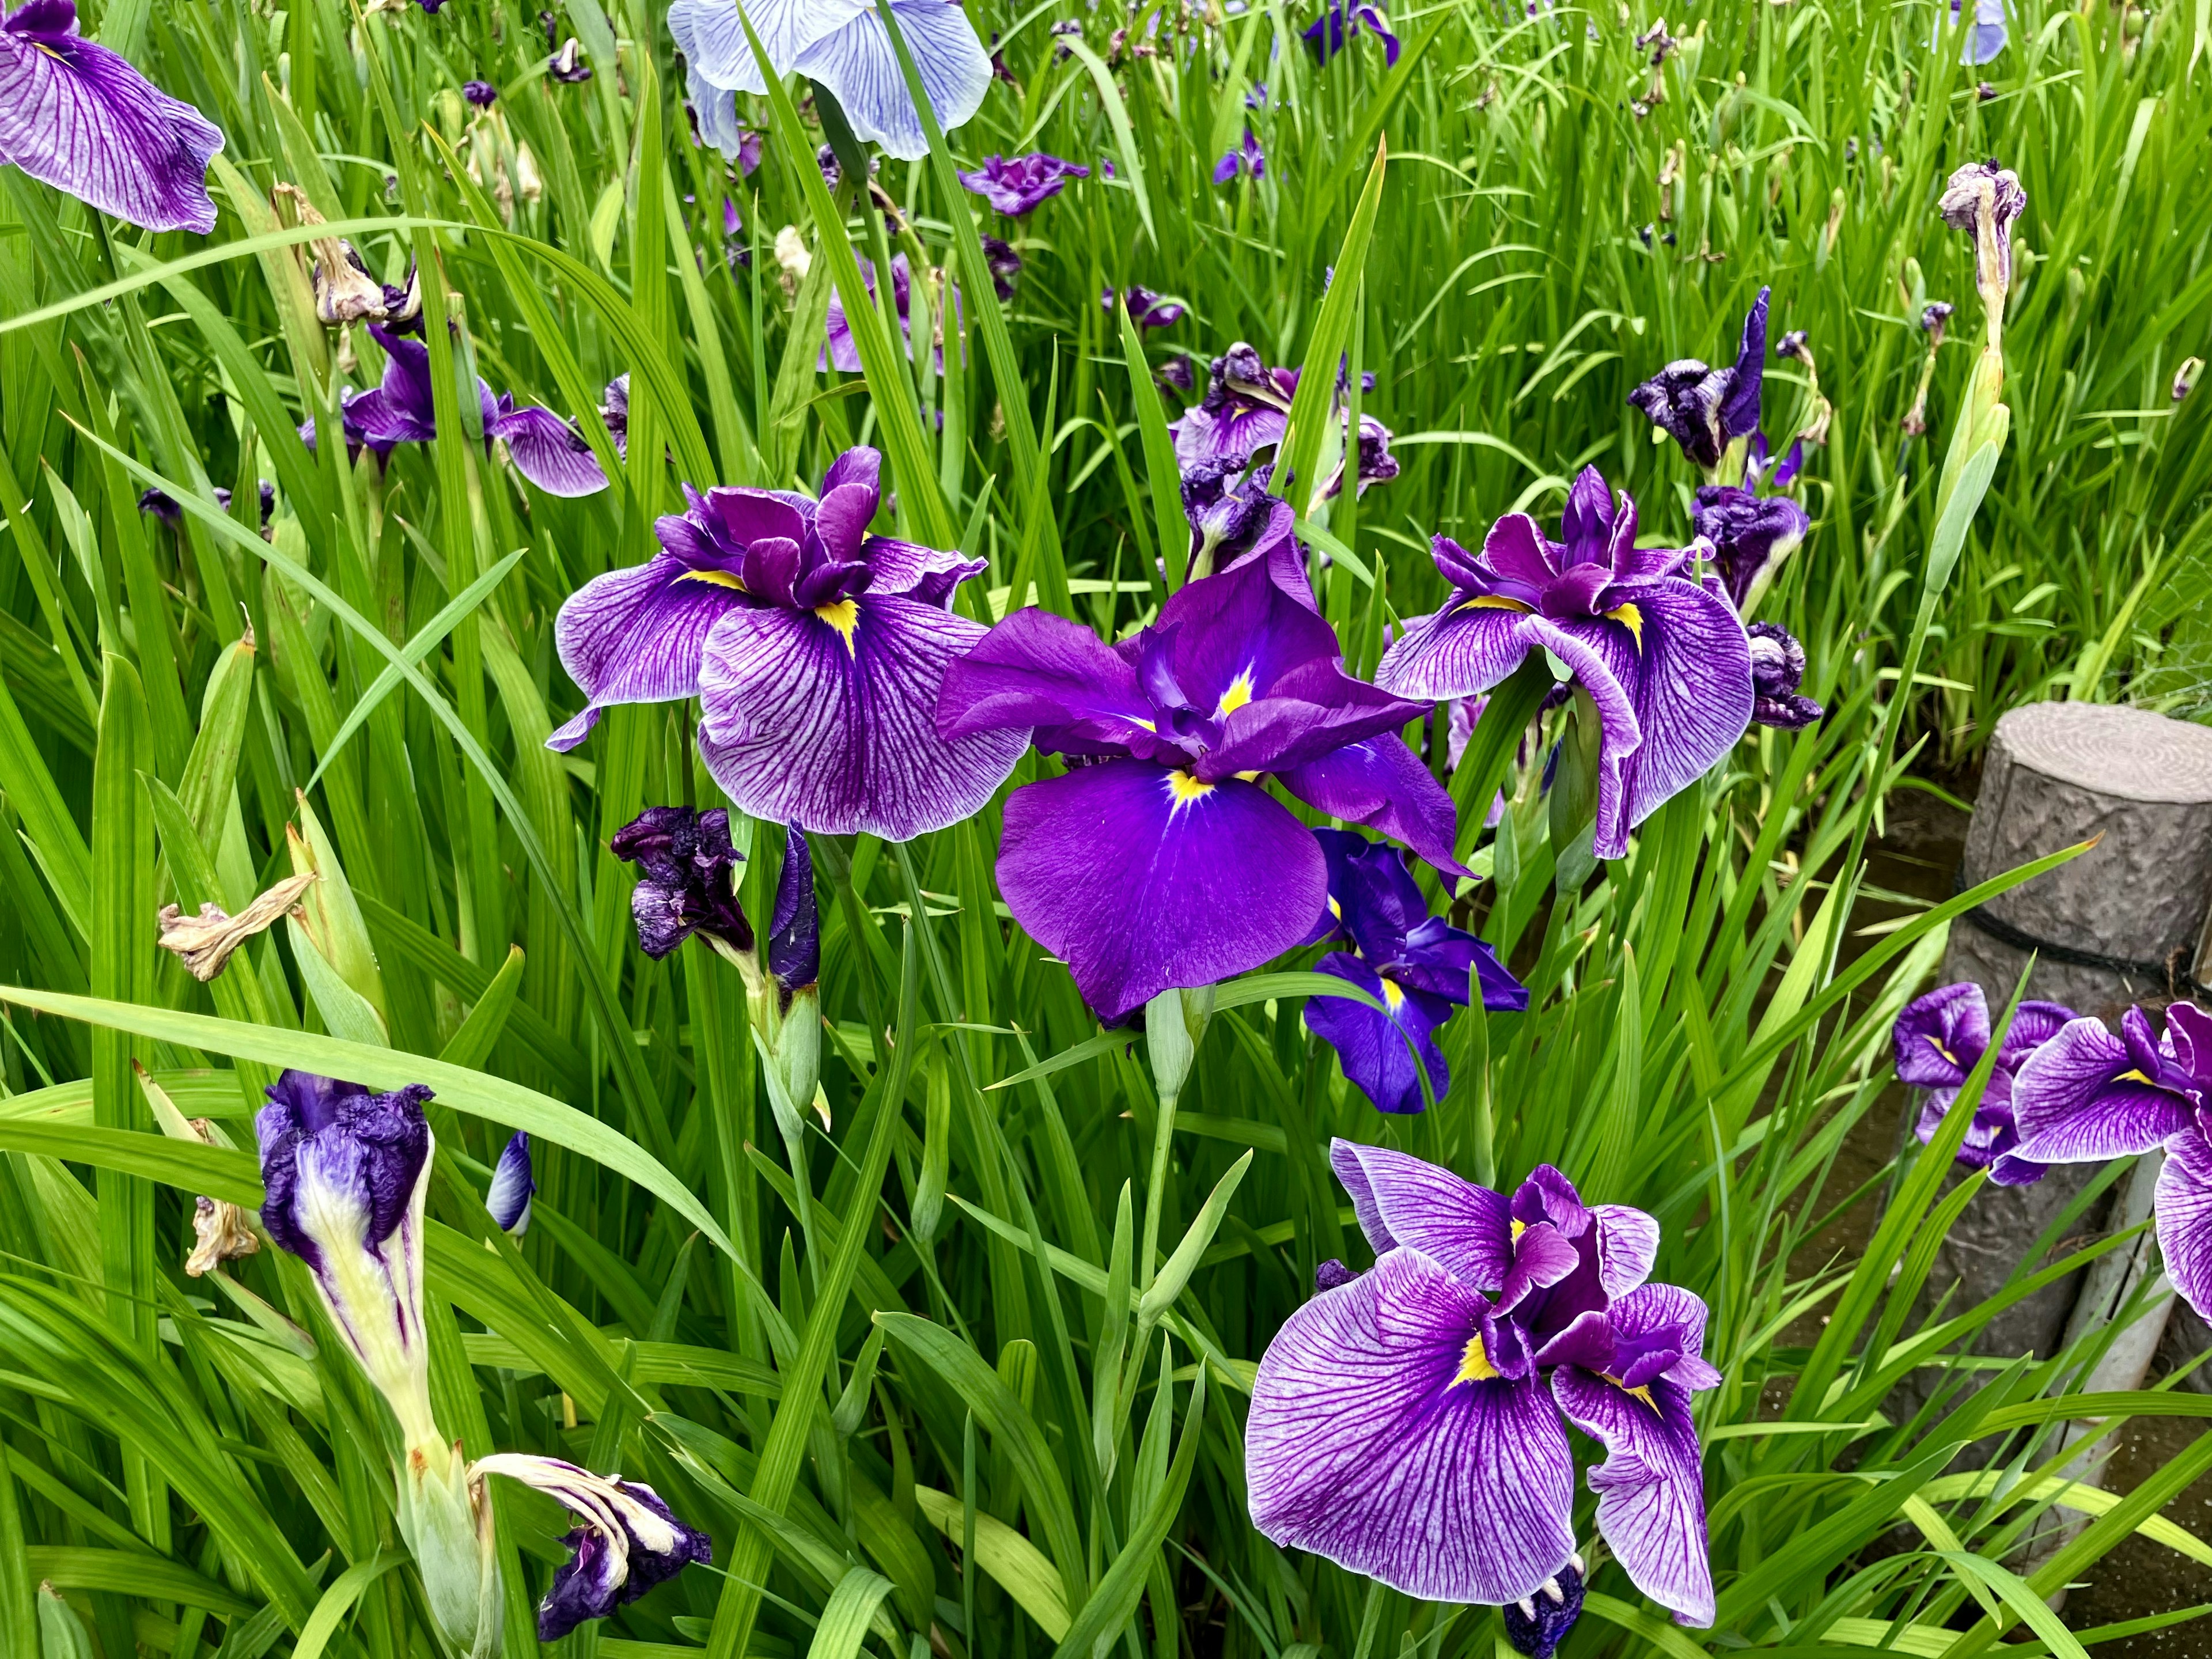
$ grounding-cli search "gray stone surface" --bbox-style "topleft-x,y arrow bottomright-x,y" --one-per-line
1910,703 -> 2212,1389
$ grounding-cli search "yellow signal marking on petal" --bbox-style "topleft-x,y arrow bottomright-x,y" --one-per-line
1380,979 -> 1406,1011
1510,1218 -> 1526,1240
677,568 -> 748,590
815,598 -> 861,655
1166,771 -> 1214,811
1235,769 -> 1263,782
1927,1036 -> 1960,1066
1456,1334 -> 1499,1385
1606,601 -> 1645,650
1610,1377 -> 1660,1410
1217,669 -> 1257,718
1328,896 -> 1342,921
2119,1069 -> 2153,1085
1459,594 -> 1533,615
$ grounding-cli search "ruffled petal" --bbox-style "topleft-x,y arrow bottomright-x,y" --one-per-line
1550,1366 -> 1714,1626
994,761 -> 1324,1021
548,555 -> 749,751
1160,547 -> 1345,713
935,605 -> 1157,747
1373,597 -> 1539,702
1304,953 -> 1452,1115
1247,1249 -> 1577,1605
0,6 -> 224,234
1893,982 -> 1986,1089
696,593 -> 1025,841
1328,1138 -> 1514,1289
793,0 -> 992,161
2010,1016 -> 2195,1165
490,404 -> 611,497
1278,734 -> 1469,878
2157,1132 -> 2212,1324
1593,1205 -> 1662,1300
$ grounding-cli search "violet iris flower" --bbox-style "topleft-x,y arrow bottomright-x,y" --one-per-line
1893,982 -> 2075,1183
300,325 -> 613,497
1938,0 -> 2008,63
1171,343 -> 1397,506
1304,831 -> 1527,1115
2003,1002 -> 2212,1323
141,480 -> 275,526
1214,127 -> 1266,183
958,151 -> 1089,214
936,537 -> 1462,1021
610,806 -> 755,961
1248,1143 -> 1719,1626
470,1456 -> 711,1640
668,0 -> 991,161
0,0 -> 224,234
486,1132 -> 535,1234
1746,623 -> 1822,730
463,78 -> 499,107
1180,457 -> 1285,571
1375,467 -> 1753,860
548,36 -> 593,81
1628,286 -> 1768,474
1691,483 -> 1809,615
822,254 -> 953,373
981,233 -> 1021,299
1303,0 -> 1401,65
1104,285 -> 1185,329
550,446 -> 1025,840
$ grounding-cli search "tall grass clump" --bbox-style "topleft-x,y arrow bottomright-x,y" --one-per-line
1,1 -> 2211,1657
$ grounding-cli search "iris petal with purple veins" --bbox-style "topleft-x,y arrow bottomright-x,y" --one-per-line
959,151 -> 1089,214
1376,465 -> 1753,859
937,552 -> 1459,1020
1893,981 -> 2074,1181
1248,1150 -> 1718,1624
1301,830 -> 1527,1114
1627,286 -> 1768,471
0,0 -> 225,234
2009,1006 -> 2200,1167
469,1456 -> 711,1640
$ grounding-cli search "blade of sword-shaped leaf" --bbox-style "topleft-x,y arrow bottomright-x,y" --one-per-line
66,426 -> 676,1166
1272,138 -> 1388,514
1115,296 -> 1190,589
1059,38 -> 1156,248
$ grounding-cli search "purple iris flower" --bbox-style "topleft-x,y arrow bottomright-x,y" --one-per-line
611,806 -> 755,960
1628,286 -> 1768,473
821,254 -> 953,373
980,233 -> 1021,300
937,539 -> 1462,1021
1746,623 -> 1822,730
957,151 -> 1089,215
1213,127 -> 1266,184
469,1456 -> 711,1640
767,821 -> 820,997
1375,467 -> 1753,861
1894,982 -> 2075,1182
486,1131 -> 535,1233
1303,831 -> 1528,1115
550,447 -> 1024,840
1303,0 -> 1401,65
140,480 -> 275,527
1248,1144 -> 1718,1627
463,78 -> 498,107
1103,284 -> 1185,330
0,0 -> 224,234
1691,483 -> 1809,614
548,37 -> 592,81
1939,0 -> 2008,63
1171,344 -> 1396,505
300,325 -> 613,497
1180,457 -> 1286,571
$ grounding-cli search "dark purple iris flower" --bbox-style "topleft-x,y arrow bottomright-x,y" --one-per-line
1303,830 -> 1528,1115
1214,127 -> 1266,184
957,151 -> 1089,215
611,806 -> 754,960
1503,1560 -> 1587,1658
1691,483 -> 1809,614
1628,286 -> 1768,474
981,234 -> 1021,300
1171,343 -> 1396,506
1103,285 -> 1185,330
140,480 -> 275,527
549,36 -> 592,81
1376,467 -> 1753,861
486,1132 -> 535,1233
1894,982 -> 2075,1183
767,823 -> 820,998
936,537 -> 1463,1021
470,1455 -> 712,1641
1180,457 -> 1286,571
0,0 -> 225,233
1248,1144 -> 1718,1626
1303,0 -> 1401,65
1746,623 -> 1822,729
300,325 -> 613,497
822,254 -> 956,374
550,447 -> 1024,840
1158,354 -> 1196,393
463,78 -> 498,107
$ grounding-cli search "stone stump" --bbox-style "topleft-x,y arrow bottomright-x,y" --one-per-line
1919,701 -> 2212,1392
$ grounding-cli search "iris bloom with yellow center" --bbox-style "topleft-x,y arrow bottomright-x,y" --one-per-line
546,446 -> 1025,840
1376,465 -> 1753,860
